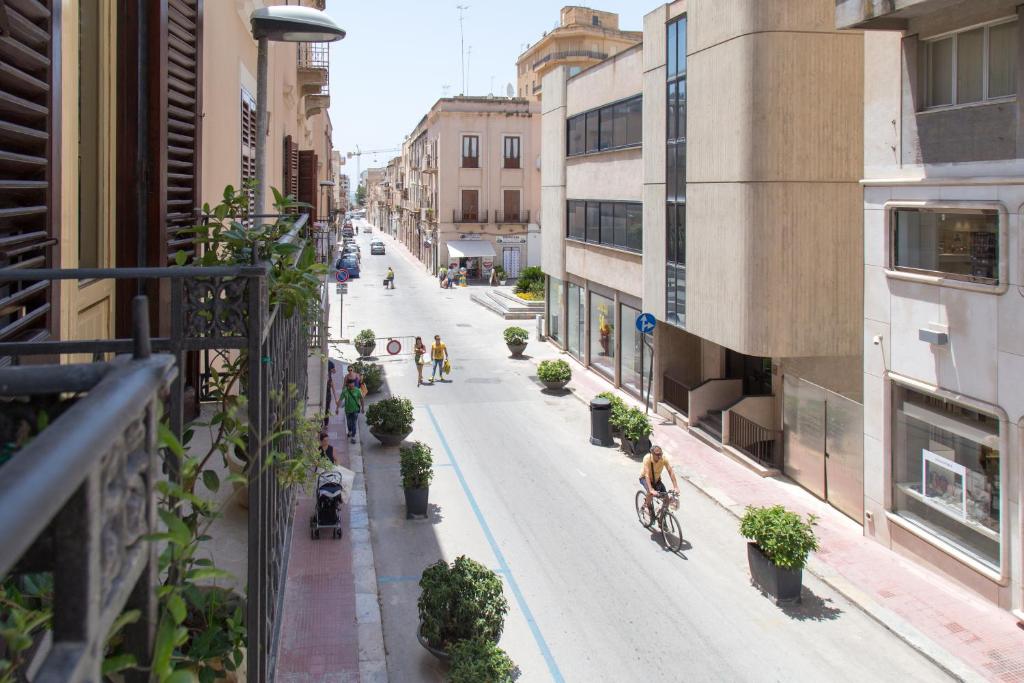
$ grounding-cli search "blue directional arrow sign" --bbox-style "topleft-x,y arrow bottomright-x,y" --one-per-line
636,312 -> 656,334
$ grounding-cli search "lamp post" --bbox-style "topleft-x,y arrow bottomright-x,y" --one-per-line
250,6 -> 345,218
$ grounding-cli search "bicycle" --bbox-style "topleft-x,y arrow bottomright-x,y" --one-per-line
635,489 -> 683,552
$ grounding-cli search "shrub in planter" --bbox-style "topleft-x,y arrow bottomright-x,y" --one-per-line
739,505 -> 819,603
537,359 -> 571,390
513,266 -> 544,295
447,639 -> 519,683
503,326 -> 529,356
400,441 -> 433,518
620,407 -> 652,456
349,360 -> 383,393
597,391 -> 627,434
366,396 -> 414,446
417,555 -> 509,655
354,328 -> 376,357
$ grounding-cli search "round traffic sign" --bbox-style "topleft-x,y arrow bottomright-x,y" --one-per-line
335,268 -> 350,283
386,339 -> 402,355
636,312 -> 656,334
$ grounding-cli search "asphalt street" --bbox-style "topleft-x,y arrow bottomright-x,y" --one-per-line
332,220 -> 951,683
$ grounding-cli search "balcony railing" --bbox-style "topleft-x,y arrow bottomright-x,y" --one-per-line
297,42 -> 330,96
453,209 -> 488,224
532,49 -> 608,70
727,411 -> 780,469
495,210 -> 530,224
0,214 -> 318,683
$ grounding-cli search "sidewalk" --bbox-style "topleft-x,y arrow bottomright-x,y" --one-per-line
565,360 -> 1024,683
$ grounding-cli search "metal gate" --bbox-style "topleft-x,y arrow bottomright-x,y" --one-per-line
783,375 -> 864,522
503,247 -> 521,278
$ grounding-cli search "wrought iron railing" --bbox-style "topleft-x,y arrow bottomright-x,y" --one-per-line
453,209 -> 488,224
297,42 -> 330,96
495,210 -> 530,224
0,214 -> 318,683
727,411 -> 780,469
532,49 -> 608,70
662,374 -> 690,416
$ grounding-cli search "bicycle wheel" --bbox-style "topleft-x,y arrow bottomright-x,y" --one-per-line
634,491 -> 654,528
660,512 -> 683,552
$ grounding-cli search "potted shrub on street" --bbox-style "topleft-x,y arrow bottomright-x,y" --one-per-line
417,555 -> 509,661
503,326 -> 529,357
537,359 -> 571,391
448,638 -> 520,683
597,391 -> 627,438
366,396 -> 414,447
400,441 -> 433,518
739,505 -> 819,604
349,360 -> 384,394
494,265 -> 507,286
620,407 -> 652,456
354,328 -> 376,358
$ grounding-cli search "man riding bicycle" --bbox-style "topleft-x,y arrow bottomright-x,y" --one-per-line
639,445 -> 679,517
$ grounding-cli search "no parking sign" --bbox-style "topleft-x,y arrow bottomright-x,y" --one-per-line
335,269 -> 350,283
386,339 -> 402,355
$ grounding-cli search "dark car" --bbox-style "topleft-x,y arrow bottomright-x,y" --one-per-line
370,241 -> 385,255
335,254 -> 360,278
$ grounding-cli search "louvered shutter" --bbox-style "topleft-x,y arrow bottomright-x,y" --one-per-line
297,149 -> 317,220
241,91 -> 256,219
0,0 -> 56,345
283,134 -> 298,209
165,0 -> 202,261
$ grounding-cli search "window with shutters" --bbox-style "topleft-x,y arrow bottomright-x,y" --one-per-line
0,0 -> 57,345
298,150 -> 318,220
462,135 -> 479,168
283,135 -> 299,206
241,89 -> 257,220
503,136 -> 521,169
166,0 -> 202,261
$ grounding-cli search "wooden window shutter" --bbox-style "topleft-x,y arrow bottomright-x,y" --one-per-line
283,135 -> 298,207
240,91 -> 257,219
165,0 -> 202,261
0,0 -> 58,346
298,149 -> 317,219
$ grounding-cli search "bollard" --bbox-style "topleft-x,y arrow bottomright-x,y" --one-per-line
536,314 -> 544,341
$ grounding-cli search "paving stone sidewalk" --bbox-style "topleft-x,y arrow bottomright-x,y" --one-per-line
567,362 -> 1024,683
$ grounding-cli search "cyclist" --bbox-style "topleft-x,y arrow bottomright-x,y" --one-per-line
639,445 -> 679,519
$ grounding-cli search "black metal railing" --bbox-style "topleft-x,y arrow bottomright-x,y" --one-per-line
662,374 -> 690,416
727,411 -> 779,469
453,209 -> 489,224
495,210 -> 530,224
297,42 -> 330,96
532,49 -> 608,70
0,214 -> 319,683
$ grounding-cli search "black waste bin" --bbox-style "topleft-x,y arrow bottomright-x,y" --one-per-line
589,396 -> 614,447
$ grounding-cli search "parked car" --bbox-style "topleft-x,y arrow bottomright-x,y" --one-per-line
362,225 -> 372,233
335,254 -> 360,278
342,226 -> 354,238
370,241 -> 385,255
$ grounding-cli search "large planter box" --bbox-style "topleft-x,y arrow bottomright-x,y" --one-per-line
507,342 -> 527,357
541,379 -> 569,391
622,436 -> 651,457
355,341 -> 376,358
404,486 -> 429,519
416,621 -> 451,663
369,428 -> 411,447
746,542 -> 803,604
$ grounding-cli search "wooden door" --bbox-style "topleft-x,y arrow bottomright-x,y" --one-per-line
503,189 -> 520,222
461,189 -> 478,221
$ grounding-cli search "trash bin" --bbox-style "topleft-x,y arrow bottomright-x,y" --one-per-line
589,396 -> 613,447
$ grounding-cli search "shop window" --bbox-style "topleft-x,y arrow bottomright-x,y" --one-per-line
589,291 -> 614,378
547,277 -> 563,343
567,283 -> 584,360
891,384 -> 1001,569
921,19 -> 1017,109
890,206 -> 999,284
620,303 -> 652,399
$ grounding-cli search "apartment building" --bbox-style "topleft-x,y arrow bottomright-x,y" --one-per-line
517,6 -> 642,102
365,167 -> 387,230
390,97 -> 541,280
837,0 -> 1024,614
0,0 -> 339,354
543,0 -> 865,523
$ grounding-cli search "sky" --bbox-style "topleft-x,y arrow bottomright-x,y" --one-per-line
326,0 -> 646,190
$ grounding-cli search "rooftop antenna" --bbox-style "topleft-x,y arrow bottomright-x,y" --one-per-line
456,5 -> 469,94
466,45 -> 472,94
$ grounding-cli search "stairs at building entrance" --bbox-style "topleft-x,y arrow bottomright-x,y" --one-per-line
693,409 -> 723,443
470,287 -> 544,320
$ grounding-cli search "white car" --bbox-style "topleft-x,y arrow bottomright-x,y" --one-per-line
362,225 -> 372,233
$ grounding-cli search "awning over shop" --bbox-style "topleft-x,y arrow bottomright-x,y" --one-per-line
446,241 -> 495,259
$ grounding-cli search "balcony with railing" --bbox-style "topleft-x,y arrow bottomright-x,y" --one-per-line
532,48 -> 608,70
494,210 -> 530,224
453,209 -> 489,224
298,42 -> 330,116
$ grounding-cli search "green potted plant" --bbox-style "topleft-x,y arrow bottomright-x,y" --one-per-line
739,505 -> 819,604
354,328 -> 376,358
494,264 -> 507,286
349,360 -> 384,394
400,441 -> 433,518
597,391 -> 627,437
537,359 -> 571,391
620,407 -> 652,456
447,639 -> 520,683
417,556 -> 509,660
365,396 -> 414,447
503,326 -> 529,357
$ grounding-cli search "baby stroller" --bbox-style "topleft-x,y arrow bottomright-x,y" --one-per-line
309,471 -> 343,539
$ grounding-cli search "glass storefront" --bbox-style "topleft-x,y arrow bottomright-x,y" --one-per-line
589,291 -> 614,378
567,283 -> 584,360
891,385 -> 1001,569
547,276 -> 563,343
619,303 -> 652,399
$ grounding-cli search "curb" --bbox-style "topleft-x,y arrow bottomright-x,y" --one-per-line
349,429 -> 389,683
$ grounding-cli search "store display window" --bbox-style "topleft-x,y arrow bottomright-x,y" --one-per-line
589,291 -> 614,378
567,283 -> 584,361
891,384 -> 1001,569
890,207 -> 999,284
548,277 -> 563,343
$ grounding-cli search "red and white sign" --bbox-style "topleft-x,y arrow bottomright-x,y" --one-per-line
335,268 -> 350,283
386,339 -> 402,355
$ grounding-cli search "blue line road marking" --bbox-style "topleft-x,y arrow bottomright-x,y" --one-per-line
426,405 -> 565,683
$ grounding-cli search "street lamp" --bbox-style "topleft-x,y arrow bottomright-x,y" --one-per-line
250,6 -> 345,218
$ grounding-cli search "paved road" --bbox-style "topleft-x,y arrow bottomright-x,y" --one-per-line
334,221 -> 951,683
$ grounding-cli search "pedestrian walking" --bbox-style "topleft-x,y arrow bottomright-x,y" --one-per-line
489,267 -> 499,286
385,266 -> 395,289
319,432 -> 335,465
414,336 -> 427,386
429,334 -> 448,383
341,378 -> 364,444
343,363 -> 362,394
324,360 -> 339,427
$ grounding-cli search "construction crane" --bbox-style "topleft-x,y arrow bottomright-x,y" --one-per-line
346,145 -> 401,203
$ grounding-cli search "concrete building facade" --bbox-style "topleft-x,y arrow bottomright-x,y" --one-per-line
838,0 -> 1024,615
516,6 -> 642,102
